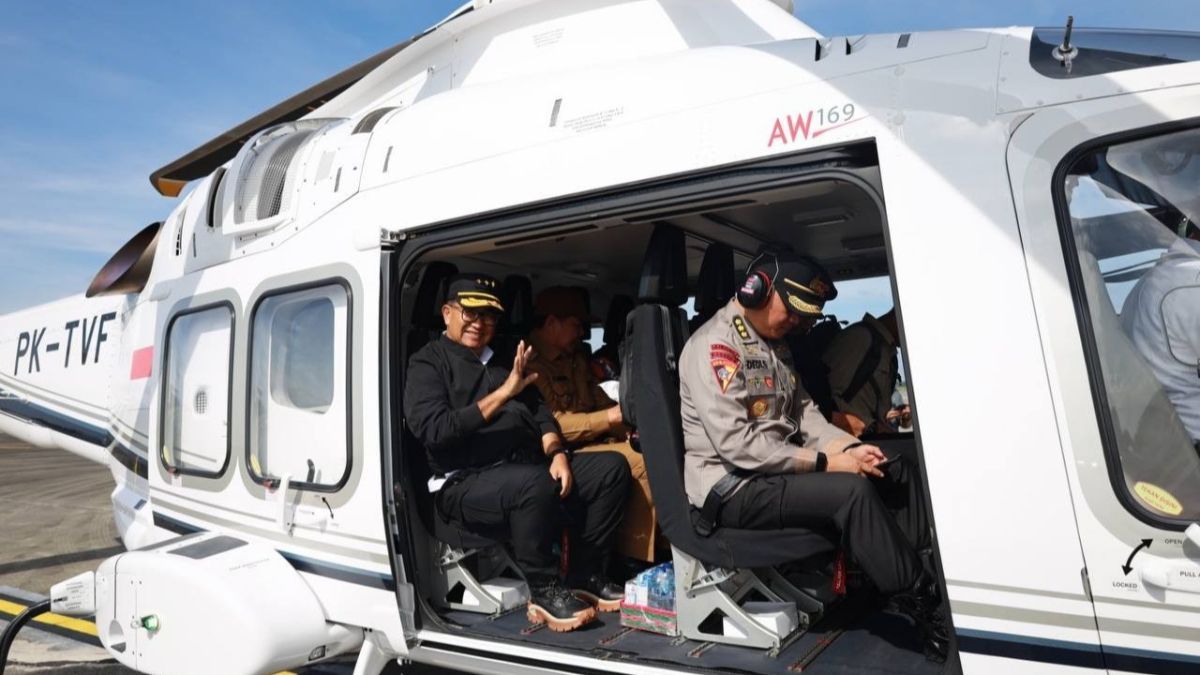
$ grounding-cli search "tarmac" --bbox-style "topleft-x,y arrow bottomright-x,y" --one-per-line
0,433 -> 441,675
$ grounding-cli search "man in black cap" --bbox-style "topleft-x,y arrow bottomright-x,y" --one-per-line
678,252 -> 948,660
404,273 -> 630,632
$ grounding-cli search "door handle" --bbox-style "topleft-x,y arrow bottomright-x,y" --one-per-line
1140,523 -> 1200,592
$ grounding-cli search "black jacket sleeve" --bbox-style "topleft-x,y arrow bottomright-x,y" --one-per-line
403,347 -> 486,456
516,386 -> 560,437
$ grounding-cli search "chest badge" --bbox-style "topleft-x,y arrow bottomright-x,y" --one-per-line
749,396 -> 770,418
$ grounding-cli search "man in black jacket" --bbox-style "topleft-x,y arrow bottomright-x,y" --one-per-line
404,274 -> 630,632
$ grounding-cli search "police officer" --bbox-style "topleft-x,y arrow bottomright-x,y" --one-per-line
679,252 -> 947,660
404,274 -> 630,632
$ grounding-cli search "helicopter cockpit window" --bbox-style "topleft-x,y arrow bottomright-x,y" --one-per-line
162,304 -> 233,477
248,282 -> 350,491
1059,125 -> 1200,526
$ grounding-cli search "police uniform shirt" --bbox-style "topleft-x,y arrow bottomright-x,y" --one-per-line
526,334 -> 617,445
680,299 -> 858,507
822,313 -> 899,429
1119,237 -> 1200,441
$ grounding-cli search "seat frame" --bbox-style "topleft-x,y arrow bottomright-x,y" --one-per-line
673,546 -> 834,652
621,225 -> 850,651
427,541 -> 527,616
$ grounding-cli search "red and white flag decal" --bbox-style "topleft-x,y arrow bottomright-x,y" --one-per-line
130,346 -> 154,380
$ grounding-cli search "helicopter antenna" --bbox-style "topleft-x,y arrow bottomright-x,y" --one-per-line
1052,15 -> 1079,74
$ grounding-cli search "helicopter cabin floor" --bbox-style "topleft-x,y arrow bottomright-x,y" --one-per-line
436,591 -> 943,675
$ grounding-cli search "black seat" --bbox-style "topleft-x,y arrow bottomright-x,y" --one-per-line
622,309 -> 837,569
595,294 -> 634,373
690,242 -> 735,332
402,425 -> 527,614
623,225 -> 836,568
402,264 -> 528,613
406,261 -> 457,356
492,274 -> 534,366
621,224 -> 835,649
405,428 -> 502,551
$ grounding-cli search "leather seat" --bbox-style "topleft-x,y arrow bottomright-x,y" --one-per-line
405,261 -> 457,356
402,262 -> 527,614
492,275 -> 533,366
621,224 -> 836,649
595,294 -> 634,373
690,242 -> 735,332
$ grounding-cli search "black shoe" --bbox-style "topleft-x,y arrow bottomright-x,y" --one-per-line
890,574 -> 949,662
528,581 -> 597,632
570,573 -> 624,612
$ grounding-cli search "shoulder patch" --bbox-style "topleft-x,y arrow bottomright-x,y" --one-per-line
731,316 -> 752,341
709,343 -> 740,394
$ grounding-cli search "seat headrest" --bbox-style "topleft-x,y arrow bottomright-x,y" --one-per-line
603,295 -> 635,345
693,243 -> 735,325
500,275 -> 534,333
637,224 -> 689,307
411,261 -> 458,331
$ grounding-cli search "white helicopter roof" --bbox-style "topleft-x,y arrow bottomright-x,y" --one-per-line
149,0 -> 820,196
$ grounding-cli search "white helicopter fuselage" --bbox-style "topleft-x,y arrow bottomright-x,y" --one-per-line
1,1 -> 1198,673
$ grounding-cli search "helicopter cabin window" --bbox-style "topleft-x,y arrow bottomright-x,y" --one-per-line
161,304 -> 233,477
1058,125 -> 1200,526
248,282 -> 350,491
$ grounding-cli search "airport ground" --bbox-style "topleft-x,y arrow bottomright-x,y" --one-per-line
0,433 -> 447,675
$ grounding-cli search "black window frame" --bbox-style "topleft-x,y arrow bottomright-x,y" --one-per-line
244,277 -> 354,493
159,301 -> 236,479
1051,116 -> 1200,531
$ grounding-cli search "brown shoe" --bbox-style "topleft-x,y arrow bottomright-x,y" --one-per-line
527,582 -> 598,632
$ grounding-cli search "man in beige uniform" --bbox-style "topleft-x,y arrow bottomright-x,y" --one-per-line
528,287 -> 659,562
679,252 -> 947,660
822,309 -> 900,436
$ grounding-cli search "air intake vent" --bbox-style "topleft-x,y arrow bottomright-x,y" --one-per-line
353,107 -> 397,134
173,211 -> 186,256
231,119 -> 331,227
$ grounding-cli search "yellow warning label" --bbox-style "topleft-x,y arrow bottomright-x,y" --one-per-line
1133,482 -> 1183,516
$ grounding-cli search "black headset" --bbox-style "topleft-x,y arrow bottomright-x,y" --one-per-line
736,252 -> 780,309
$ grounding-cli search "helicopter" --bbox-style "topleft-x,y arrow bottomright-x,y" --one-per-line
1,0 -> 1199,673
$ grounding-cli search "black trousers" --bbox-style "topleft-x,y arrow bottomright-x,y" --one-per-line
436,452 -> 630,584
720,455 -> 929,594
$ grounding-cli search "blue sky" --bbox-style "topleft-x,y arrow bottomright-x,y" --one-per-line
0,0 -> 1196,315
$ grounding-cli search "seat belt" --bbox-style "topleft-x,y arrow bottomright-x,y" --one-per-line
696,468 -> 755,537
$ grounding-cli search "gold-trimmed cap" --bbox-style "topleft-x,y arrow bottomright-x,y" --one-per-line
758,252 -> 838,317
446,274 -> 505,312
